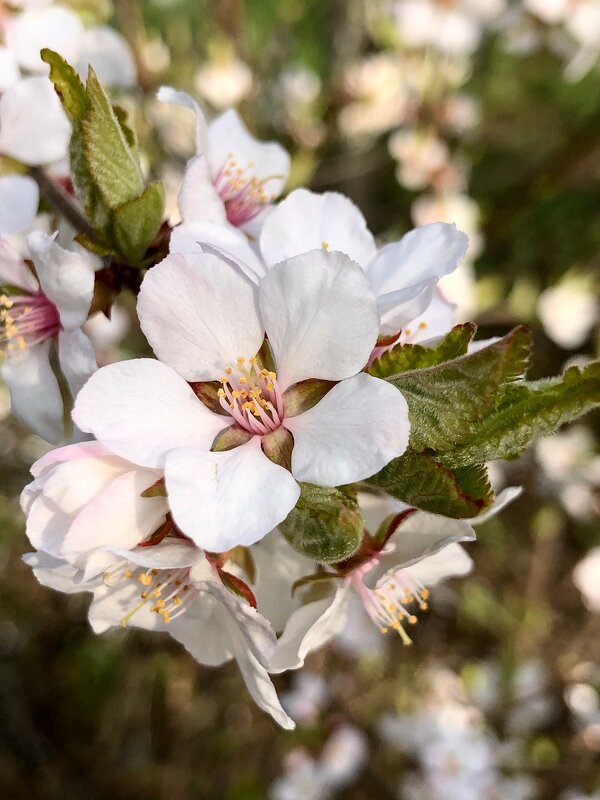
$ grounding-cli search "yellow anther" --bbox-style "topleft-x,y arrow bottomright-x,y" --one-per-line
139,573 -> 152,586
162,611 -> 171,623
225,366 -> 232,374
268,371 -> 276,380
152,588 -> 161,597
237,357 -> 246,366
266,383 -> 274,391
419,321 -> 427,330
151,569 -> 159,576
249,356 -> 257,365
420,589 -> 430,600
380,627 -> 388,634
321,241 -> 329,250
232,390 -> 242,399
239,377 -> 247,384
140,591 -> 148,599
219,376 -> 229,384
217,388 -> 226,398
408,615 -> 418,625
405,328 -> 411,336
173,596 -> 182,606
124,570 -> 133,578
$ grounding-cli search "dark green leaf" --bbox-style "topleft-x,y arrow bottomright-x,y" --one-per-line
111,181 -> 165,264
279,483 -> 364,564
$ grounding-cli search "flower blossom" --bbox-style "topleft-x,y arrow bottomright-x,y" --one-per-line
73,248 -> 410,551
21,441 -> 295,729
0,232 -> 96,442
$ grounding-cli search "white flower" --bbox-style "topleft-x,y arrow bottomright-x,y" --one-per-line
73,249 -> 410,551
158,86 -> 290,236
194,57 -> 253,109
1,232 -> 96,442
258,188 -> 469,337
573,547 -> 600,613
0,174 -> 39,235
270,487 -> 521,671
21,441 -> 294,729
537,277 -> 598,349
281,672 -> 329,725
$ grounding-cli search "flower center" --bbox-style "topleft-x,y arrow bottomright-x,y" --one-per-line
351,562 -> 430,646
218,355 -> 285,435
213,154 -> 276,226
104,560 -> 199,626
0,291 -> 61,357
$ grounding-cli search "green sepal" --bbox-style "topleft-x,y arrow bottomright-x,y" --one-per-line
111,181 -> 166,265
367,323 -> 477,379
140,478 -> 167,498
284,378 -> 336,417
366,450 -> 493,518
291,571 -> 343,596
279,483 -> 364,564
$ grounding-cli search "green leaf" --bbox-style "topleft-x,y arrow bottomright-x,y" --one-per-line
366,450 -> 493,518
279,484 -> 364,564
41,48 -> 89,120
441,362 -> 600,467
392,326 -> 531,451
367,323 -> 477,379
83,67 -> 144,210
111,181 -> 165,264
112,104 -> 136,148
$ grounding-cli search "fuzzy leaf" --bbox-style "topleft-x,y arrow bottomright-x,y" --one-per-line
41,48 -> 89,120
111,181 -> 165,264
392,326 -> 531,452
366,450 -> 493,518
368,323 -> 477,379
83,67 -> 144,210
441,361 -> 600,467
279,484 -> 364,564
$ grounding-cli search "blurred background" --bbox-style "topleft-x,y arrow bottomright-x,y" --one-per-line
1,0 -> 599,798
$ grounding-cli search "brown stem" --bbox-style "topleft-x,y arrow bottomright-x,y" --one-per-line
29,166 -> 97,242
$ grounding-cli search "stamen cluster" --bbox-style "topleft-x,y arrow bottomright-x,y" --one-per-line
218,355 -> 285,435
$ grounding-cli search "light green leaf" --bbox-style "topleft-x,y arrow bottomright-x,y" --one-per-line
41,48 -> 89,120
279,484 -> 364,564
83,67 -> 144,210
368,323 -> 477,380
366,450 -> 493,518
111,181 -> 165,264
392,326 -> 531,451
441,361 -> 600,467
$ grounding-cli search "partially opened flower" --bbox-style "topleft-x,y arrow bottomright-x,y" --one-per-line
73,248 -> 410,552
21,441 -> 294,729
258,188 -> 468,338
158,86 -> 290,235
0,232 -> 96,442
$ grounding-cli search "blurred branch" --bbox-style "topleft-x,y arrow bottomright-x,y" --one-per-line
29,166 -> 97,242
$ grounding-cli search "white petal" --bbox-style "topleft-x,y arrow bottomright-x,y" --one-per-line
169,220 -> 265,283
207,108 -> 290,198
402,286 -> 456,343
137,252 -> 263,381
25,494 -> 71,555
286,373 -> 410,486
165,438 -> 300,551
27,231 -> 95,328
2,340 -> 63,442
260,189 -> 376,268
75,27 -> 136,88
405,542 -> 473,587
0,47 -> 20,92
468,486 -> 523,524
259,249 -> 379,389
157,86 -> 208,153
367,222 -> 468,299
4,6 -> 83,72
63,471 -> 168,562
362,513 -> 476,589
0,175 -> 39,235
167,596 -> 232,666
39,452 -> 129,515
177,155 -> 227,225
58,328 -> 97,402
72,358 -> 228,468
30,440 -> 112,478
0,76 -> 71,165
269,586 -> 349,672
377,282 -> 434,335
88,579 -> 165,634
22,552 -> 84,594
111,541 -> 205,571
0,236 -> 38,291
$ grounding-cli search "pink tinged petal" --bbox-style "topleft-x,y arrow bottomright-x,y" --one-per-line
63,470 -> 168,563
259,189 -> 377,268
72,358 -> 228,468
207,108 -> 290,197
75,27 -> 136,88
259,249 -> 379,390
30,441 -> 113,478
164,438 -> 301,551
58,328 -> 97,402
367,222 -> 468,319
177,156 -> 227,225
0,77 -> 71,165
404,542 -> 473,587
286,373 -> 410,486
157,86 -> 209,154
0,175 -> 39,235
38,453 -> 131,515
0,236 -> 38,291
361,514 -> 476,590
169,220 -> 265,283
269,586 -> 349,673
22,552 -> 85,595
2,340 -> 64,443
27,231 -> 95,328
4,6 -> 83,72
137,252 -> 263,381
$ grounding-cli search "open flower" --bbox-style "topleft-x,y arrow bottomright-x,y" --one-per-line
73,249 -> 410,552
158,86 -> 290,235
258,188 -> 468,337
1,232 -> 96,442
270,487 -> 521,671
21,441 -> 294,730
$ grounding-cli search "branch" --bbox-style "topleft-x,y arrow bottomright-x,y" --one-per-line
29,166 -> 98,242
